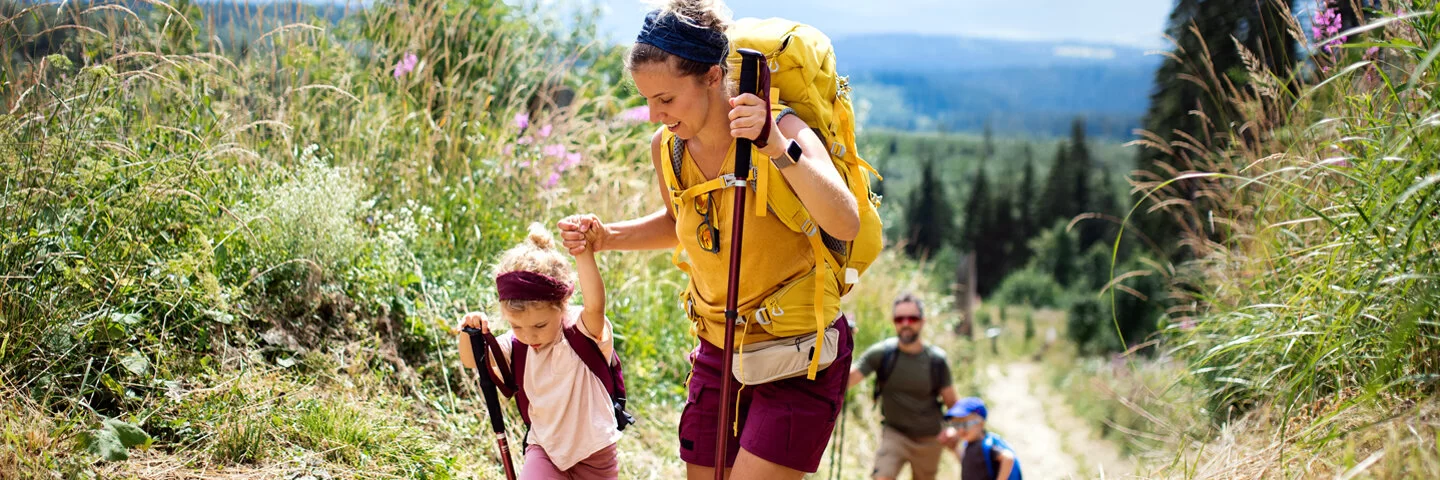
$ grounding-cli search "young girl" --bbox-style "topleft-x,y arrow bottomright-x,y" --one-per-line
459,221 -> 619,479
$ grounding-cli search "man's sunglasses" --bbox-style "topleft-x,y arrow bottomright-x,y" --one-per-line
893,315 -> 922,325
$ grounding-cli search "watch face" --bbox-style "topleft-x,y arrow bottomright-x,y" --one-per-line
787,140 -> 804,162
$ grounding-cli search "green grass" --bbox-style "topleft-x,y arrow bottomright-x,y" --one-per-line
211,416 -> 268,465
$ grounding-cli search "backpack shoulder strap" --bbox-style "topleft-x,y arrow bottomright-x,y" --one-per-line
669,136 -> 685,191
563,324 -> 619,399
996,434 -> 1020,479
928,347 -> 947,399
982,432 -> 998,479
511,336 -> 532,426
660,134 -> 700,278
564,324 -> 635,431
873,339 -> 901,401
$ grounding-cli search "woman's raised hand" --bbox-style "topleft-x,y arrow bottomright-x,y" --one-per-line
558,214 -> 607,255
728,93 -> 784,156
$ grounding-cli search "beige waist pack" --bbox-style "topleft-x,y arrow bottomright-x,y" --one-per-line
733,326 -> 840,385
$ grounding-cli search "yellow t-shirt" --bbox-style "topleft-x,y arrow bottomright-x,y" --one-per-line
670,138 -> 814,348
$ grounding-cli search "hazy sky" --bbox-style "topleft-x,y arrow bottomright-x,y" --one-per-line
590,0 -> 1176,48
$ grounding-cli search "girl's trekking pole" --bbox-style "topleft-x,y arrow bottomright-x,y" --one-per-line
714,48 -> 766,480
459,328 -> 518,480
833,397 -> 847,480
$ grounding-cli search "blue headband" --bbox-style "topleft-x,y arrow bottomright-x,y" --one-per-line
636,9 -> 728,66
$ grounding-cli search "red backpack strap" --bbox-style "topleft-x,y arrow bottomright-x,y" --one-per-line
563,324 -> 620,398
511,336 -> 531,426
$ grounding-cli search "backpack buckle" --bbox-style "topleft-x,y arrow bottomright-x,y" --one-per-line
799,219 -> 819,236
720,173 -> 747,188
752,308 -> 773,326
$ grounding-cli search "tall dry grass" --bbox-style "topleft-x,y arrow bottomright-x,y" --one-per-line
1114,1 -> 1439,477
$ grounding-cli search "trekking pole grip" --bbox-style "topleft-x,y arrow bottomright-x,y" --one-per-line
733,48 -> 765,180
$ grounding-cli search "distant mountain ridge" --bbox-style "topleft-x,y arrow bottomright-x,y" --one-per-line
832,33 -> 1162,72
832,33 -> 1162,139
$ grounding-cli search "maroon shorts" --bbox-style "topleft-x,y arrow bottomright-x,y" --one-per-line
678,316 -> 854,473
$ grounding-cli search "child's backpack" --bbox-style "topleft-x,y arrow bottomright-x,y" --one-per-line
872,339 -> 948,407
978,431 -> 1023,480
495,325 -> 635,433
660,17 -> 885,380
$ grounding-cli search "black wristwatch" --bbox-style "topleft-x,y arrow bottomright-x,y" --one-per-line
771,139 -> 803,169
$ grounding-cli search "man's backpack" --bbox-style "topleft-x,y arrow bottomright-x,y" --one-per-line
489,324 -> 635,433
977,431 -> 1023,480
660,17 -> 885,381
872,339 -> 948,406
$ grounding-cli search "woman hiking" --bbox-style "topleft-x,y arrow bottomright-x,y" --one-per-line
558,0 -> 861,478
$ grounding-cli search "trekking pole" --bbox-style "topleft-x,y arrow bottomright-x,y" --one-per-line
714,48 -> 765,480
833,316 -> 856,480
460,328 -> 518,480
827,411 -> 839,477
828,396 -> 847,480
835,394 -> 840,478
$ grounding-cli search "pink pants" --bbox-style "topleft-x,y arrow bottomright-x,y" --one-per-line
520,443 -> 618,480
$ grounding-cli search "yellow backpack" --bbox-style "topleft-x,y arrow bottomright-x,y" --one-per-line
660,17 -> 884,380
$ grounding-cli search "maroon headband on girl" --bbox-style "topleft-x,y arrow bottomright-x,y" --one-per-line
496,271 -> 572,302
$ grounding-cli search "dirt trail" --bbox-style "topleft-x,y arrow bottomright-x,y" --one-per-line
982,362 -> 1135,479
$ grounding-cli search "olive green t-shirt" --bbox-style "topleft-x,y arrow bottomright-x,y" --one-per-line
857,338 -> 953,438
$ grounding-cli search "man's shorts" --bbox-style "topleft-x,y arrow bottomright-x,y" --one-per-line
678,316 -> 854,473
872,426 -> 944,480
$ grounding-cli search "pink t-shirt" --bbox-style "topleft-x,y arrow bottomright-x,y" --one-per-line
496,307 -> 621,471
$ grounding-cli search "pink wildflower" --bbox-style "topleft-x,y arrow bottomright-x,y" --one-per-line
620,105 -> 650,124
393,52 -> 418,79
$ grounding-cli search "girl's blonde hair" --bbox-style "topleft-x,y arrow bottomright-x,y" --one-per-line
494,223 -> 574,312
